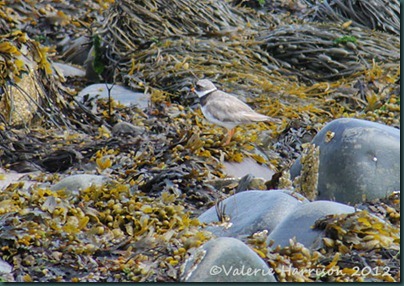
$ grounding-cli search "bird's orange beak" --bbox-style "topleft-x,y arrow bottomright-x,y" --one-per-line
190,87 -> 195,93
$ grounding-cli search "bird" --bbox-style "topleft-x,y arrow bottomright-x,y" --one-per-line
191,79 -> 278,145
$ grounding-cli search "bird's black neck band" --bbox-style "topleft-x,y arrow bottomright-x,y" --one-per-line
199,90 -> 215,105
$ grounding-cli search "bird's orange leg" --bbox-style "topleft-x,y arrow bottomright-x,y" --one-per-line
224,128 -> 235,145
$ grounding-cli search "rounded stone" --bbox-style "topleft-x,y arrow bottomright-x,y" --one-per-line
112,121 -> 145,136
0,169 -> 38,191
53,62 -> 85,78
290,118 -> 400,204
77,83 -> 150,109
267,200 -> 355,249
181,237 -> 276,282
50,174 -> 109,194
198,190 -> 307,238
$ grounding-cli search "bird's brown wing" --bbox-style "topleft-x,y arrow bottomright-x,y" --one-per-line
204,90 -> 268,123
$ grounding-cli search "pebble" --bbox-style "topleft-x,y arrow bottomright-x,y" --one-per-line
0,258 -> 13,282
77,83 -> 150,110
52,62 -> 86,78
180,237 -> 276,282
111,122 -> 146,136
0,168 -> 38,191
50,174 -> 110,195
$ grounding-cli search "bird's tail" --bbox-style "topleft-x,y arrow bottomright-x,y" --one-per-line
241,112 -> 281,123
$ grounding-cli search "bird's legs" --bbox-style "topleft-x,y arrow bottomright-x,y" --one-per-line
224,128 -> 235,145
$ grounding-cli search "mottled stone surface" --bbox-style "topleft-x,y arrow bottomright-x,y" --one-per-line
50,174 -> 110,194
77,84 -> 150,109
267,200 -> 355,249
290,118 -> 400,204
199,190 -> 306,238
112,121 -> 146,136
181,237 -> 276,282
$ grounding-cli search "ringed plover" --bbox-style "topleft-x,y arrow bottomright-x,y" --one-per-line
191,79 -> 278,145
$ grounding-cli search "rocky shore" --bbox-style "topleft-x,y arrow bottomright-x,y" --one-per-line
0,0 -> 400,282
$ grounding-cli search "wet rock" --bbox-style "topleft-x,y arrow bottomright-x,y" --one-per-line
222,157 -> 275,180
53,62 -> 86,78
0,258 -> 13,282
77,83 -> 150,110
0,258 -> 12,274
198,190 -> 307,238
0,169 -> 38,190
267,200 -> 355,249
112,122 -> 146,136
181,237 -> 276,282
290,118 -> 400,204
50,174 -> 110,195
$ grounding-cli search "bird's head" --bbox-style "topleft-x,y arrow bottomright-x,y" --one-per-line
191,79 -> 217,98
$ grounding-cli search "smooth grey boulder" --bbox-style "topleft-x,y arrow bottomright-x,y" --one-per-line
181,237 -> 276,282
290,118 -> 400,204
199,190 -> 307,238
50,174 -> 109,194
0,168 -> 40,191
0,170 -> 30,190
267,200 -> 355,249
53,62 -> 86,78
77,84 -> 150,110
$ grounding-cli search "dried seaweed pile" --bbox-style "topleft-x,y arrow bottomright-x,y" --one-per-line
0,102 -> 268,282
119,37 -> 286,103
0,101 -> 256,207
99,0 -> 262,43
96,0 -> 283,98
2,0 -> 112,46
0,181 -> 213,282
0,82 -> 277,282
95,0 -> 400,121
0,0 -> 400,282
258,23 -> 400,81
233,0 -> 308,15
306,0 -> 400,36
